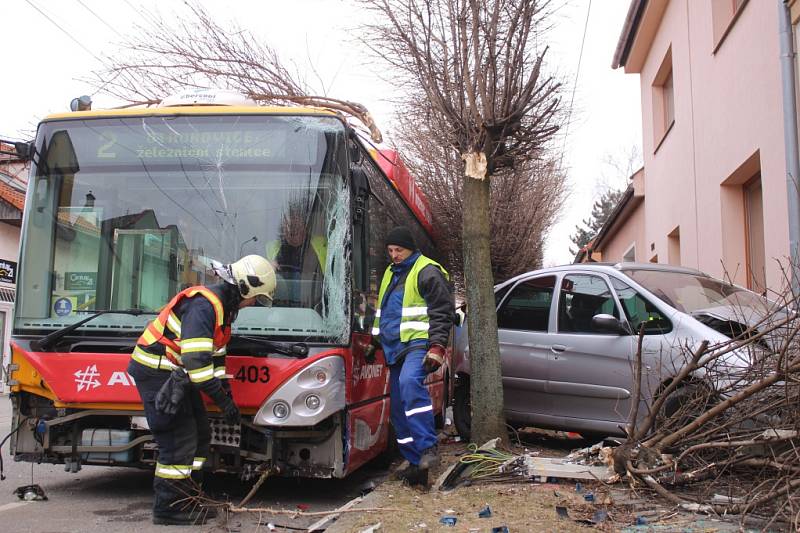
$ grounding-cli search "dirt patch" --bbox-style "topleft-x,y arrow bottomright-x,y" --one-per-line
326,437 -> 633,532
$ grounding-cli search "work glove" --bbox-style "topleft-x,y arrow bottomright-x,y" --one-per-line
154,369 -> 190,416
203,379 -> 241,426
423,344 -> 446,374
364,338 -> 380,364
220,377 -> 233,398
220,396 -> 241,426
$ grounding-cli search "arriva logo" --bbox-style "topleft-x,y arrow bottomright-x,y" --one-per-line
74,365 -> 136,392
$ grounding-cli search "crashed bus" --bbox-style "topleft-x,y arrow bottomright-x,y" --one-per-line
5,90 -> 449,480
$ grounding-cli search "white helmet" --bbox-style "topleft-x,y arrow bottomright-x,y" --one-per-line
229,255 -> 277,306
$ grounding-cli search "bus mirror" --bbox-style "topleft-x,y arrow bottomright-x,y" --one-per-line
44,130 -> 80,174
14,141 -> 33,161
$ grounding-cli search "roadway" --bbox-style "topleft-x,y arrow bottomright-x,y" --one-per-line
0,394 -> 387,532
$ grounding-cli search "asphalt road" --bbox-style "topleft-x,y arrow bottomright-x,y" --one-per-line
0,394 -> 388,532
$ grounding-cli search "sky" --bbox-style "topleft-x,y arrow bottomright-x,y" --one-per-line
1,0 -> 642,266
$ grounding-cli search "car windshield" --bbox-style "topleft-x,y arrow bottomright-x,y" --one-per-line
16,113 -> 351,343
622,268 -> 770,316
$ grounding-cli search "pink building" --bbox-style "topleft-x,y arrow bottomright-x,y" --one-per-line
590,0 -> 800,294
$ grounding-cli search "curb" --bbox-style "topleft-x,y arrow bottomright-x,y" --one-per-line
318,483 -> 386,533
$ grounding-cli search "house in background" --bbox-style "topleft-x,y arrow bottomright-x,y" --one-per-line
0,140 -> 29,391
586,0 -> 800,294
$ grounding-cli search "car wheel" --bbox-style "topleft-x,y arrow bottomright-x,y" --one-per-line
655,382 -> 714,434
453,376 -> 471,441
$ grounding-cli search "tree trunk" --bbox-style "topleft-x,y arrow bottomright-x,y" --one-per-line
462,172 -> 508,445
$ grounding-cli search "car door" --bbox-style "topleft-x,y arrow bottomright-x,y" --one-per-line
608,275 -> 675,410
495,275 -> 556,419
546,272 -> 635,424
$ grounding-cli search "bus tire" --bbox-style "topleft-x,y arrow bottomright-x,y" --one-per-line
453,376 -> 471,441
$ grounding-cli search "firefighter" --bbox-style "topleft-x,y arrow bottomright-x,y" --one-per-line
367,226 -> 453,487
127,255 -> 276,525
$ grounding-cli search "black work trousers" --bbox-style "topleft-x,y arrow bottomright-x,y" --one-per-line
128,360 -> 211,517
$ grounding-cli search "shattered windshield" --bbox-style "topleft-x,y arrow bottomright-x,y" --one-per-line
16,113 -> 351,343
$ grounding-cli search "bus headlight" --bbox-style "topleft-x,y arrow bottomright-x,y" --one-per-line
253,356 -> 345,427
305,394 -> 321,410
273,401 -> 290,419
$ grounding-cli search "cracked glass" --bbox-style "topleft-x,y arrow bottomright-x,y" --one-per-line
17,113 -> 351,343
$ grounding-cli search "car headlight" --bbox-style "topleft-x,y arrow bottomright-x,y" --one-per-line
253,356 -> 345,426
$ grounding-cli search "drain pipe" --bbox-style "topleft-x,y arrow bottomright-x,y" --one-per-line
779,1 -> 800,299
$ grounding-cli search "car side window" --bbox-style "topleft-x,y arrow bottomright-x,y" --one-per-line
496,276 -> 556,331
558,274 -> 619,334
610,278 -> 673,334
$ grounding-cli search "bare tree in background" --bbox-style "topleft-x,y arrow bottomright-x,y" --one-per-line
86,1 -> 308,104
394,108 -> 566,288
362,0 -> 563,444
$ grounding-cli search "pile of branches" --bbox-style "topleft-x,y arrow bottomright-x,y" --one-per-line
615,283 -> 800,528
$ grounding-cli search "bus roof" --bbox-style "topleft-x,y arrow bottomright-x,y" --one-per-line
41,105 -> 339,123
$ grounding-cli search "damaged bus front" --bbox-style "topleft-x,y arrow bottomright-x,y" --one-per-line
5,101 -> 429,480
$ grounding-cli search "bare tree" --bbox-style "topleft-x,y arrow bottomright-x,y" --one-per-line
362,0 -> 563,444
86,1 -> 309,105
393,107 -> 566,287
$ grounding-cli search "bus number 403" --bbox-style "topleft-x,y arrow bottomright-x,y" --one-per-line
234,365 -> 270,383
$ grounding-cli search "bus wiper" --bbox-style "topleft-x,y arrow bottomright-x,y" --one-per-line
31,309 -> 158,352
232,335 -> 309,358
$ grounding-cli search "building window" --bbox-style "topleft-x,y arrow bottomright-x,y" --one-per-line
712,0 -> 748,51
744,175 -> 766,293
652,47 -> 674,151
667,226 -> 681,266
623,245 -> 636,263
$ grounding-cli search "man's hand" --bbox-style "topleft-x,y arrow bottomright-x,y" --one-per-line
364,339 -> 380,364
423,344 -> 445,373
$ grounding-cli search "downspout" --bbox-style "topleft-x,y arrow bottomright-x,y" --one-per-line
779,1 -> 800,298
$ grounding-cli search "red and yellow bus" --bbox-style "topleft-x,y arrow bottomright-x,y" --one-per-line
6,90 -> 449,480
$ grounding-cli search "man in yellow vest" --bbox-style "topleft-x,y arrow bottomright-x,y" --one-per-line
127,255 -> 276,525
368,226 -> 453,487
265,207 -> 327,305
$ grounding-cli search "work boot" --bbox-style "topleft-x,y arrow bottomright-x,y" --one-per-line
394,462 -> 419,483
418,445 -> 440,471
404,467 -> 429,488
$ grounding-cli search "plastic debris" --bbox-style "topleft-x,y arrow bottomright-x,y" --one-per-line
266,524 -> 276,531
439,515 -> 457,526
14,484 -> 47,501
575,482 -> 583,492
296,503 -> 310,511
478,505 -> 492,518
556,506 -> 570,519
491,527 -> 509,533
591,510 -> 608,524
635,516 -> 648,525
359,523 -> 382,533
584,492 -> 595,502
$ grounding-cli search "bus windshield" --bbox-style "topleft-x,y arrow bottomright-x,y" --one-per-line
16,113 -> 352,343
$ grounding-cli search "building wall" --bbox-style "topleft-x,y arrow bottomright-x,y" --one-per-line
602,201 -> 646,262
626,1 -> 787,290
0,222 -> 20,263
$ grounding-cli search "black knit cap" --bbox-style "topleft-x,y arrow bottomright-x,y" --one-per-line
385,226 -> 417,251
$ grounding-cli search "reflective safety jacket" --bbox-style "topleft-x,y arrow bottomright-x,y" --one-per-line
131,285 -> 233,385
373,254 -> 451,345
266,236 -> 328,273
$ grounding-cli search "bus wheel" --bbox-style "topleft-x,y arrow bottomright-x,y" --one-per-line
453,376 -> 471,441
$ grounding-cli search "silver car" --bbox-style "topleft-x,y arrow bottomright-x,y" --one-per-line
451,263 -> 777,439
